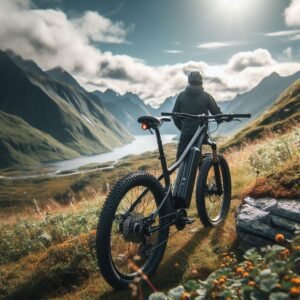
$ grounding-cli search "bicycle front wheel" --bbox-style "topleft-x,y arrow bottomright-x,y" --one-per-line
196,155 -> 231,227
96,171 -> 171,289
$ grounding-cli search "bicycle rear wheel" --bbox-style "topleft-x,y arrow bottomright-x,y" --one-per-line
96,171 -> 171,289
196,155 -> 231,227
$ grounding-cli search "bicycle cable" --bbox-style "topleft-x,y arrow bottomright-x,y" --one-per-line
207,121 -> 219,135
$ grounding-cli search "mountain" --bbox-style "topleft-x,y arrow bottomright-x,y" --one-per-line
154,95 -> 179,134
156,95 -> 177,114
217,71 -> 300,136
46,67 -> 84,91
5,49 -> 46,78
93,90 -> 179,135
0,50 -> 133,167
93,89 -> 155,135
218,100 -> 232,113
46,69 -> 157,134
0,111 -> 78,168
222,78 -> 300,149
92,71 -> 299,138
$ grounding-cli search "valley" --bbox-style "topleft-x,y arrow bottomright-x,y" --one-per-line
0,50 -> 299,300
0,121 -> 298,299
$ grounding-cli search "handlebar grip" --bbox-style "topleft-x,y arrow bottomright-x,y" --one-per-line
231,113 -> 251,118
161,112 -> 173,116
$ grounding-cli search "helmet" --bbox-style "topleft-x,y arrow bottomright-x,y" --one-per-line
188,71 -> 202,85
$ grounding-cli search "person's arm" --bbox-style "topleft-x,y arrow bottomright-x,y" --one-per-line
172,95 -> 182,130
207,93 -> 222,115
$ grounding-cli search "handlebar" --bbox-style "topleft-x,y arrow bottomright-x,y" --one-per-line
161,112 -> 251,121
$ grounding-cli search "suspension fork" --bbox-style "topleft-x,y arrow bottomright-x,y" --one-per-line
205,136 -> 223,195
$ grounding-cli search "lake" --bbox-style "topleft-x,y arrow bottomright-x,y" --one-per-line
46,134 -> 176,173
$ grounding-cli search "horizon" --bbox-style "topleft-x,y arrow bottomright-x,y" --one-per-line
0,0 -> 300,105
3,48 -> 299,109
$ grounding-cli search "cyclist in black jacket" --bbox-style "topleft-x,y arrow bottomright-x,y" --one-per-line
173,71 -> 222,160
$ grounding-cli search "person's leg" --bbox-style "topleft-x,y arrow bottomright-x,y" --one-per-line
176,134 -> 193,160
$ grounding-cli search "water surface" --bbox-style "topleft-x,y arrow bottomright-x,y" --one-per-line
46,134 -> 176,172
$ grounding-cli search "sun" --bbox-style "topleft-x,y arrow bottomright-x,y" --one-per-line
217,0 -> 256,15
210,0 -> 260,24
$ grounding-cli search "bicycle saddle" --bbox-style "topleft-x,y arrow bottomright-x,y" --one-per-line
137,116 -> 171,127
138,116 -> 161,126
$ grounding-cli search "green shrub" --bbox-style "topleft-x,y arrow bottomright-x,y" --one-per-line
150,233 -> 300,300
0,205 -> 100,264
249,129 -> 300,174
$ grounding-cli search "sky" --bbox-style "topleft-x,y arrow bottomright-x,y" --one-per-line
0,0 -> 300,106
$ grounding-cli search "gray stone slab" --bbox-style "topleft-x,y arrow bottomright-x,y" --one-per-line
237,219 -> 293,241
237,204 -> 271,225
238,230 -> 273,249
269,199 -> 300,222
271,215 -> 298,232
244,197 -> 277,212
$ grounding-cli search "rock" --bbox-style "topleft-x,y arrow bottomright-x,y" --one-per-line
271,215 -> 298,232
236,197 -> 300,249
244,197 -> 277,211
238,230 -> 273,248
269,200 -> 300,223
238,204 -> 271,224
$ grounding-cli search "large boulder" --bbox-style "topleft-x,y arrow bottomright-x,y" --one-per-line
236,197 -> 300,249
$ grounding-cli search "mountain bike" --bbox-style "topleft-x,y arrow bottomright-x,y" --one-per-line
96,112 -> 251,289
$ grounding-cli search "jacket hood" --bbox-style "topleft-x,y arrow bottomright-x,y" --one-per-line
185,84 -> 204,96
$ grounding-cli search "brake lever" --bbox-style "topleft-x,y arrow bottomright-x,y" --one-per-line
232,119 -> 242,122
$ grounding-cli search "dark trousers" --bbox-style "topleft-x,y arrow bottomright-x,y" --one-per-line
176,134 -> 193,160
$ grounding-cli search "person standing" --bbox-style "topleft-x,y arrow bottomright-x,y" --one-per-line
172,71 -> 222,160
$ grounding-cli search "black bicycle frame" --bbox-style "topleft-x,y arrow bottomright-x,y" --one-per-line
126,121 -> 218,223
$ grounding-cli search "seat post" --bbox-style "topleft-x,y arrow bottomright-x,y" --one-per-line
153,128 -> 170,187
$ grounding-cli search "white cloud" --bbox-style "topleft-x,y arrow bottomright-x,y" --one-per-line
0,0 -> 299,107
163,50 -> 182,54
265,29 -> 300,37
197,42 -> 230,49
285,0 -> 300,26
227,48 -> 276,72
73,11 -> 133,44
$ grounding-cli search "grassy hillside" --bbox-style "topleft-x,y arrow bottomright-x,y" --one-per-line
0,121 -> 299,298
0,111 -> 78,169
222,79 -> 300,149
0,144 -> 176,212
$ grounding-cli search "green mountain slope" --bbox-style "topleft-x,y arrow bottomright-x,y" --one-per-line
46,67 -> 84,91
218,71 -> 300,136
222,79 -> 300,149
0,111 -> 78,168
0,50 -> 132,161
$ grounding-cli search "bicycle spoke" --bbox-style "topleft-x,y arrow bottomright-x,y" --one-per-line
110,184 -> 160,275
205,166 -> 224,221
